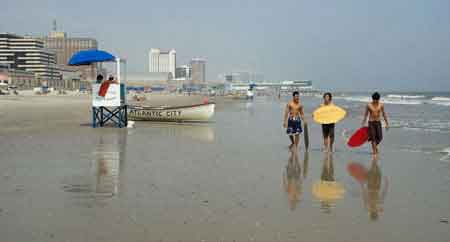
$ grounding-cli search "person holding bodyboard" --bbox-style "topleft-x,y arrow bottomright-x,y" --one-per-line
361,92 -> 389,157
313,92 -> 346,153
320,93 -> 336,152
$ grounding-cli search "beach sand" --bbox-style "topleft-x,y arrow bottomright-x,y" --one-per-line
0,94 -> 449,242
0,94 -> 212,134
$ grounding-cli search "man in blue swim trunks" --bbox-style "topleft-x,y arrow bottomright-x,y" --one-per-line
283,91 -> 307,150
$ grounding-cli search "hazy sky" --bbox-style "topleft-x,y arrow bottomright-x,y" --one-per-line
2,0 -> 450,91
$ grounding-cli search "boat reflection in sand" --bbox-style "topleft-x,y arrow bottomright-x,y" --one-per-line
140,123 -> 215,143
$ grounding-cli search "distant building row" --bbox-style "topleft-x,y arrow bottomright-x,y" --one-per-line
221,71 -> 264,83
0,29 -> 97,90
148,48 -> 206,83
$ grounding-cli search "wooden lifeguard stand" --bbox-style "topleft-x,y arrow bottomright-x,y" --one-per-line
68,50 -> 128,128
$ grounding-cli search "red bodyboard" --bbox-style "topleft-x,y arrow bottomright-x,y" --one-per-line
98,82 -> 111,97
347,127 -> 369,147
347,163 -> 368,183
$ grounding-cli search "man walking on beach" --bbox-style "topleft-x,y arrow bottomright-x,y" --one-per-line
283,91 -> 307,150
320,93 -> 335,152
361,92 -> 389,156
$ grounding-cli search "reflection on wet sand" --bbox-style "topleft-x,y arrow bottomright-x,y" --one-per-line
93,138 -> 120,196
363,157 -> 388,221
62,131 -> 126,198
92,131 -> 126,196
143,123 -> 215,143
303,151 -> 309,179
312,153 -> 345,213
347,157 -> 389,220
283,150 -> 309,210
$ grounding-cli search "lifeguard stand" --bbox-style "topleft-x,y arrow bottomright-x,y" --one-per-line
68,50 -> 128,128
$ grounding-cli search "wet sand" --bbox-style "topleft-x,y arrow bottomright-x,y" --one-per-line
1,95 -> 450,242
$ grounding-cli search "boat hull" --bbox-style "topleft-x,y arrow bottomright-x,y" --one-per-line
128,103 -> 215,122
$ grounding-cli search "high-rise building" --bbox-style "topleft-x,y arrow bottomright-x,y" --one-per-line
149,48 -> 176,78
0,33 -> 59,83
39,29 -> 98,80
175,65 -> 192,80
190,58 -> 206,83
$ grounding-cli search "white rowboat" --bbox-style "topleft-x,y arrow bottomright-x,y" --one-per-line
128,103 -> 215,122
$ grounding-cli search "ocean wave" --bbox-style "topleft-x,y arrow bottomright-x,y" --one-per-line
334,96 -> 371,103
383,99 -> 423,105
429,96 -> 450,106
432,97 -> 450,101
329,94 -> 450,106
390,119 -> 450,133
334,95 -> 423,105
439,147 -> 450,161
430,102 -> 450,106
440,147 -> 450,155
387,94 -> 426,99
384,94 -> 426,105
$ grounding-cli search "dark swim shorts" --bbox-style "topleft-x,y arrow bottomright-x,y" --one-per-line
368,121 -> 383,145
322,123 -> 335,138
287,117 -> 302,136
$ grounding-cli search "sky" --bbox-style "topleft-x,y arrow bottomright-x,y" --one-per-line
2,0 -> 450,91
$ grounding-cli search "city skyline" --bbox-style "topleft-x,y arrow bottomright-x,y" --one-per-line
39,29 -> 98,80
0,33 -> 59,81
190,58 -> 206,83
2,0 -> 450,91
148,48 -> 176,78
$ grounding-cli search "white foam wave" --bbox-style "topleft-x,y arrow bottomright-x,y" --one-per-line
434,102 -> 450,106
432,97 -> 450,101
383,99 -> 423,105
334,95 -> 422,105
429,96 -> 450,106
334,96 -> 371,103
439,147 -> 450,161
332,94 -> 450,106
440,147 -> 450,154
385,94 -> 425,104
431,102 -> 450,106
387,94 -> 426,99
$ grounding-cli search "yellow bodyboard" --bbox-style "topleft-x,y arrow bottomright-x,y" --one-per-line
313,105 -> 346,124
312,181 -> 345,201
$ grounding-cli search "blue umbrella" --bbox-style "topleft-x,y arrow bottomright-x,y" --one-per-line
68,49 -> 116,65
